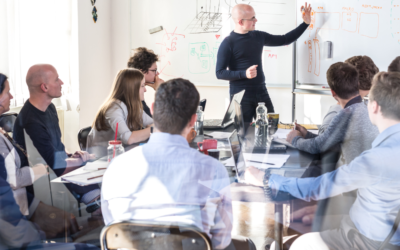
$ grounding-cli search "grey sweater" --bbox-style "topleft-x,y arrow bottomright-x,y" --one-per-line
292,97 -> 379,165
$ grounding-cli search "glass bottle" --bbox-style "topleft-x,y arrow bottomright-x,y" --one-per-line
254,102 -> 269,147
107,140 -> 125,162
195,106 -> 204,136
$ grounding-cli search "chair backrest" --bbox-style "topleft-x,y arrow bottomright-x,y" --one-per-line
100,220 -> 212,250
78,126 -> 92,151
0,112 -> 18,133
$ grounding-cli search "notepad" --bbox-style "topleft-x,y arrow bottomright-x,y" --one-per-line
83,161 -> 110,171
61,169 -> 106,186
222,153 -> 290,169
206,132 -> 232,139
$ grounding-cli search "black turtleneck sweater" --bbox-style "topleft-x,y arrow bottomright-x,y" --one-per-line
216,22 -> 309,92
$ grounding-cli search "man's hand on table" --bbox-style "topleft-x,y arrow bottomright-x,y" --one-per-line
71,151 -> 96,163
286,130 -> 302,144
292,204 -> 317,225
295,122 -> 308,138
244,166 -> 264,187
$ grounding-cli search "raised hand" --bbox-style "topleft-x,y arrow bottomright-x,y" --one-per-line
301,2 -> 312,25
246,65 -> 258,79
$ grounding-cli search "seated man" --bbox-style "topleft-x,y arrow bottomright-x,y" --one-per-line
246,71 -> 400,249
388,56 -> 400,73
127,47 -> 165,117
13,64 -> 101,215
287,62 -> 379,166
102,78 -> 255,250
319,56 -> 379,134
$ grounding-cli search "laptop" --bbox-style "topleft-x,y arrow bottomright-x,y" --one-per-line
199,99 -> 206,112
233,100 -> 245,138
228,130 -> 247,183
203,90 -> 245,129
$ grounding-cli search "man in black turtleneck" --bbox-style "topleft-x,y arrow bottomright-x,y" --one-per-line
216,3 -> 312,123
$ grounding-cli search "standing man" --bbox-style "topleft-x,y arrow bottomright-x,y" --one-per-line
216,3 -> 312,123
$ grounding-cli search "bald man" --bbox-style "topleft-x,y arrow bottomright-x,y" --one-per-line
216,3 -> 312,123
13,64 -> 102,215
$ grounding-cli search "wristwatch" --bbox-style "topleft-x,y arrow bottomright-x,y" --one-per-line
150,126 -> 153,134
263,170 -> 274,198
86,198 -> 101,213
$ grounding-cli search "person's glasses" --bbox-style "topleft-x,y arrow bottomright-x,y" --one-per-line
242,17 -> 257,22
148,69 -> 158,73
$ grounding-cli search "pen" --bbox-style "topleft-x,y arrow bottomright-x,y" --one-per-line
204,134 -> 213,138
246,160 -> 275,165
87,175 -> 103,180
293,119 -> 297,131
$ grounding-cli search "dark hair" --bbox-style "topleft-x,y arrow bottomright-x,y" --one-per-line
0,74 -> 7,94
154,78 -> 200,134
127,47 -> 159,73
388,56 -> 400,73
345,56 -> 379,90
370,72 -> 400,121
326,62 -> 360,99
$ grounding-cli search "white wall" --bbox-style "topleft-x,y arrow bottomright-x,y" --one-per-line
106,0 -> 337,125
77,0 -> 113,130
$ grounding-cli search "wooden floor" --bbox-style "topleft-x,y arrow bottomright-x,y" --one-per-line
231,200 -> 315,250
231,201 -> 276,250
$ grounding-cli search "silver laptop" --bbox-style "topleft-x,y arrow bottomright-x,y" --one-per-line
228,130 -> 246,183
203,90 -> 245,129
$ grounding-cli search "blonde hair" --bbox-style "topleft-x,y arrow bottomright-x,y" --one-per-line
93,68 -> 144,131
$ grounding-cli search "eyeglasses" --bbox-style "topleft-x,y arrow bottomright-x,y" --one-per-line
242,17 -> 257,22
148,69 -> 158,73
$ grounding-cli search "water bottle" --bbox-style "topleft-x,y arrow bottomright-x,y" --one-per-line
254,102 -> 269,147
107,140 -> 125,162
195,106 -> 204,136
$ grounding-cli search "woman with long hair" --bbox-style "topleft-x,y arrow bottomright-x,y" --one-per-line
87,68 -> 153,157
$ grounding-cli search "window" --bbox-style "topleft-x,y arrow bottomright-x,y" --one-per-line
0,0 -> 73,107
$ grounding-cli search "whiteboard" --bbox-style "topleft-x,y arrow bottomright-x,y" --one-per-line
130,0 -> 297,86
296,0 -> 400,85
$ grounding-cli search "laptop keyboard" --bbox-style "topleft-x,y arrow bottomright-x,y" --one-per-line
204,119 -> 223,126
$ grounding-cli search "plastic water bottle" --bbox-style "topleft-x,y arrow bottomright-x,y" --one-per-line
195,106 -> 204,136
254,102 -> 268,147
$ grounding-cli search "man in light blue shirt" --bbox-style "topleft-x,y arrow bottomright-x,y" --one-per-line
102,78 -> 255,250
245,71 -> 400,249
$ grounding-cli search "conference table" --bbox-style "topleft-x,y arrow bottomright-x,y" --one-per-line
198,124 -> 319,250
52,123 -> 319,250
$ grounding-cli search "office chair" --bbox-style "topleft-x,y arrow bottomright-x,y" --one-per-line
100,220 -> 212,250
78,126 -> 92,151
0,112 -> 18,133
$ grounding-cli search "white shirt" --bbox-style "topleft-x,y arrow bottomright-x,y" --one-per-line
101,133 -> 233,249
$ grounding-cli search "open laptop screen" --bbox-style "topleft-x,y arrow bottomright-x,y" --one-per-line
221,90 -> 245,125
233,100 -> 245,138
229,130 -> 246,182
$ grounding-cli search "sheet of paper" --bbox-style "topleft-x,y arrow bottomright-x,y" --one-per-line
221,153 -> 290,169
83,161 -> 110,171
61,169 -> 106,186
243,153 -> 290,170
206,132 -> 232,139
273,129 -> 292,139
309,130 -> 319,135
272,138 -> 295,148
222,156 -> 235,167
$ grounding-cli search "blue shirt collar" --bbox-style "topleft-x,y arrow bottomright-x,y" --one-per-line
372,123 -> 400,148
147,132 -> 189,147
